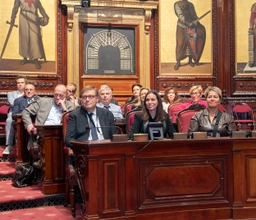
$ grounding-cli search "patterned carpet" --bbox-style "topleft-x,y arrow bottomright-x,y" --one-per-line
0,146 -> 82,219
0,205 -> 82,220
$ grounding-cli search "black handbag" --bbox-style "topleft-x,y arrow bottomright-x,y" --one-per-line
12,163 -> 34,187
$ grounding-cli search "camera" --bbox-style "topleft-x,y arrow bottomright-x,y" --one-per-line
81,0 -> 90,7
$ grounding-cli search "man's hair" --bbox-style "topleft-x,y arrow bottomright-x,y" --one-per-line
79,85 -> 98,98
25,83 -> 35,89
54,84 -> 67,92
67,83 -> 77,93
15,75 -> 27,84
99,85 -> 112,94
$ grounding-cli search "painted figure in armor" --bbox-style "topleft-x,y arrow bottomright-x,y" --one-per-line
249,3 -> 256,67
174,0 -> 206,71
11,0 -> 49,69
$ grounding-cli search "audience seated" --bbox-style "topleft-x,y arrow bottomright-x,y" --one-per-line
128,90 -> 176,140
96,85 -> 123,118
162,87 -> 181,113
125,83 -> 142,104
21,84 -> 75,169
188,86 -> 236,137
65,85 -> 117,148
131,87 -> 150,112
181,85 -> 208,110
12,83 -> 39,115
3,75 -> 27,155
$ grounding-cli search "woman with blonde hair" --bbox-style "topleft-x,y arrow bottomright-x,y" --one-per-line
181,85 -> 207,109
188,86 -> 235,137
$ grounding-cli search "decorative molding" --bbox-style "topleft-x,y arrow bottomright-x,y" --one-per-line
212,0 -> 218,86
144,9 -> 152,34
160,82 -> 212,91
153,9 -> 159,90
60,0 -> 158,32
230,0 -> 236,95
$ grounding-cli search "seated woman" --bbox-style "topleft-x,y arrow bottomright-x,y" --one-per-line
188,86 -> 236,137
181,85 -> 208,109
128,90 -> 176,140
132,87 -> 150,111
125,83 -> 142,104
162,87 -> 181,113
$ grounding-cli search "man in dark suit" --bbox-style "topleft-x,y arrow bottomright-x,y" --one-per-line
65,85 -> 117,148
12,83 -> 39,115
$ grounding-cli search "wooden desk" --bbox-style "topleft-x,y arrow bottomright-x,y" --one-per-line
13,115 -> 65,195
35,125 -> 65,195
71,138 -> 256,220
13,114 -> 30,164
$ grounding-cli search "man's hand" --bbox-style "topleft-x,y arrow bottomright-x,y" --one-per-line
57,98 -> 67,111
68,95 -> 76,104
27,125 -> 36,134
43,17 -> 49,25
10,18 -> 15,25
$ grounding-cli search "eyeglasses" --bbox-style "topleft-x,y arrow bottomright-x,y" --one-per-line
25,88 -> 34,91
81,95 -> 96,100
54,93 -> 65,98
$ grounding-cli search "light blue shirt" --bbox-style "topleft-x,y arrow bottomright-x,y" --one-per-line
44,103 -> 63,125
96,102 -> 123,118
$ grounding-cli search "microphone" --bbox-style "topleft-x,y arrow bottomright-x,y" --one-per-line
133,139 -> 154,158
90,125 -> 127,142
232,103 -> 241,130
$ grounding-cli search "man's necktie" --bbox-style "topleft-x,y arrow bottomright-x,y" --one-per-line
88,113 -> 98,140
104,106 -> 110,110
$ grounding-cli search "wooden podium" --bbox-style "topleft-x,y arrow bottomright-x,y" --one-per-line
71,138 -> 256,220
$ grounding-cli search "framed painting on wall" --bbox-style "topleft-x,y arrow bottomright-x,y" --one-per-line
236,0 -> 256,74
0,0 -> 56,75
159,0 -> 212,76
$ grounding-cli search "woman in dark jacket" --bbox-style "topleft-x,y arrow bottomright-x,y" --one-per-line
128,90 -> 176,140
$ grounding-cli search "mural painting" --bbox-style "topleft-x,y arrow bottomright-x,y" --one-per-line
0,0 -> 55,73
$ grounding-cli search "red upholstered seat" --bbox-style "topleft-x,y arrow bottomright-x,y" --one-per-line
0,105 -> 10,134
62,110 -> 78,217
177,110 -> 197,133
168,102 -> 183,123
177,103 -> 206,133
232,103 -> 254,131
126,110 -> 142,133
